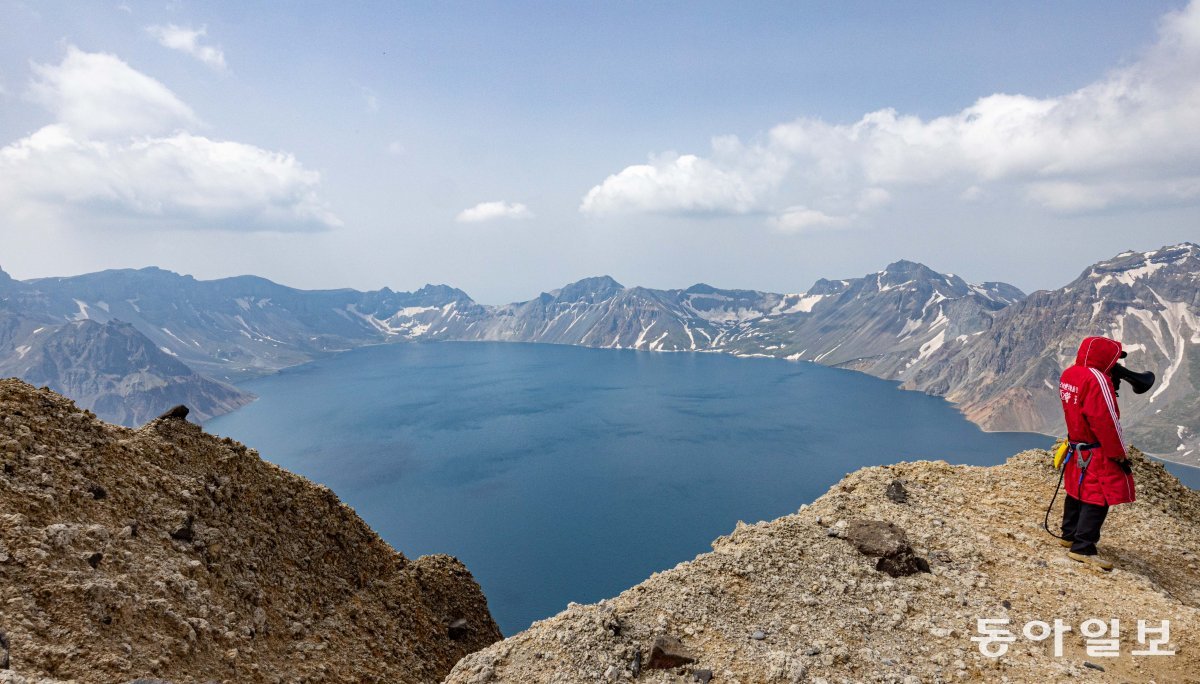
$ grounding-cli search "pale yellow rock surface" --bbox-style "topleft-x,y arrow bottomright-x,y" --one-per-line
446,450 -> 1199,683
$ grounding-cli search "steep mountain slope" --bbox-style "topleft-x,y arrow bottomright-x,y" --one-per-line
457,277 -> 790,351
0,379 -> 500,683
907,243 -> 1200,464
0,268 -> 254,427
437,263 -> 1020,368
447,450 -> 1199,683
0,319 -> 252,425
720,260 -> 1023,375
12,267 -> 481,382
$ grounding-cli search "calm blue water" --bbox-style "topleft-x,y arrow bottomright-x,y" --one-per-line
205,342 -> 1192,634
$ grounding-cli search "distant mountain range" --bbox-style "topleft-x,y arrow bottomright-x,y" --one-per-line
1,242 -> 1196,465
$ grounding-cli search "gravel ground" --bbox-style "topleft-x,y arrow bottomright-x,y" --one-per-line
446,449 -> 1199,683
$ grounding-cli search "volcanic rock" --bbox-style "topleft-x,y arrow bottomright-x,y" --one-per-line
646,635 -> 696,669
0,379 -> 501,683
446,450 -> 1200,683
156,405 -> 190,421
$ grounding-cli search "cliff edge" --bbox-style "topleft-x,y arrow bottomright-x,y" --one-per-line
447,451 -> 1199,683
0,379 -> 501,683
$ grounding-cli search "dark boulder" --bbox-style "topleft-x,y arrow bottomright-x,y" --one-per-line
447,618 -> 469,641
156,405 -> 190,421
170,515 -> 195,542
842,519 -> 931,578
647,635 -> 696,669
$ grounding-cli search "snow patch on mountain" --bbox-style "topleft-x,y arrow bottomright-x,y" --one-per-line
71,299 -> 91,321
1145,289 -> 1200,403
774,293 -> 826,314
917,330 -> 947,362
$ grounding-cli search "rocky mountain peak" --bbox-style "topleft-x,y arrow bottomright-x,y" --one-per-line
684,283 -> 720,295
1074,242 -> 1200,301
552,275 -> 625,303
974,281 -> 1026,305
411,283 -> 474,304
880,258 -> 933,276
1086,242 -> 1199,277
805,277 -> 851,296
873,260 -> 970,296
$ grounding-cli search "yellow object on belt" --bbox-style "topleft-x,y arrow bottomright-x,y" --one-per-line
1052,439 -> 1070,469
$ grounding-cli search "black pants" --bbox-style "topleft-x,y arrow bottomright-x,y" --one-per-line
1061,494 -> 1109,555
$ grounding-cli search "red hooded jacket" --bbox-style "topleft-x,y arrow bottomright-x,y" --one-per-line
1059,336 -> 1134,505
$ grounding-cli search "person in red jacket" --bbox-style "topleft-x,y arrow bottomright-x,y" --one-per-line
1058,335 -> 1135,570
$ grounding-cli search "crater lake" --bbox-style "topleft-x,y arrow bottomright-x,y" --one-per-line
205,341 -> 1191,634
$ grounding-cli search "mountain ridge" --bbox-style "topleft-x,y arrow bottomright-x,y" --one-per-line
2,244 -> 1197,464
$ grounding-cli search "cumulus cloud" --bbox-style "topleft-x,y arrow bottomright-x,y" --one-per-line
0,47 -> 339,231
456,201 -> 534,223
580,137 -> 789,215
28,47 -> 197,137
581,0 -> 1200,224
146,24 -> 227,70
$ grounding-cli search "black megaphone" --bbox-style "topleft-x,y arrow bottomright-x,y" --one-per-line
1110,354 -> 1155,396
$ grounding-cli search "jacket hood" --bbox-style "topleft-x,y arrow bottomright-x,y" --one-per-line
1075,336 -> 1123,371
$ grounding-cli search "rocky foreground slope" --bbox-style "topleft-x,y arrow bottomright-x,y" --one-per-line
0,379 -> 501,683
447,451 -> 1199,683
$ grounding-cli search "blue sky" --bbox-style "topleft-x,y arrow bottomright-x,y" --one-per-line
1,1 -> 1197,301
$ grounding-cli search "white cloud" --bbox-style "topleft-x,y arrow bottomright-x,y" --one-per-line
580,137 -> 789,215
0,47 -> 339,231
146,24 -> 227,70
456,201 -> 534,223
581,0 -> 1200,223
768,206 -> 849,233
28,47 -> 197,137
386,141 -> 405,155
